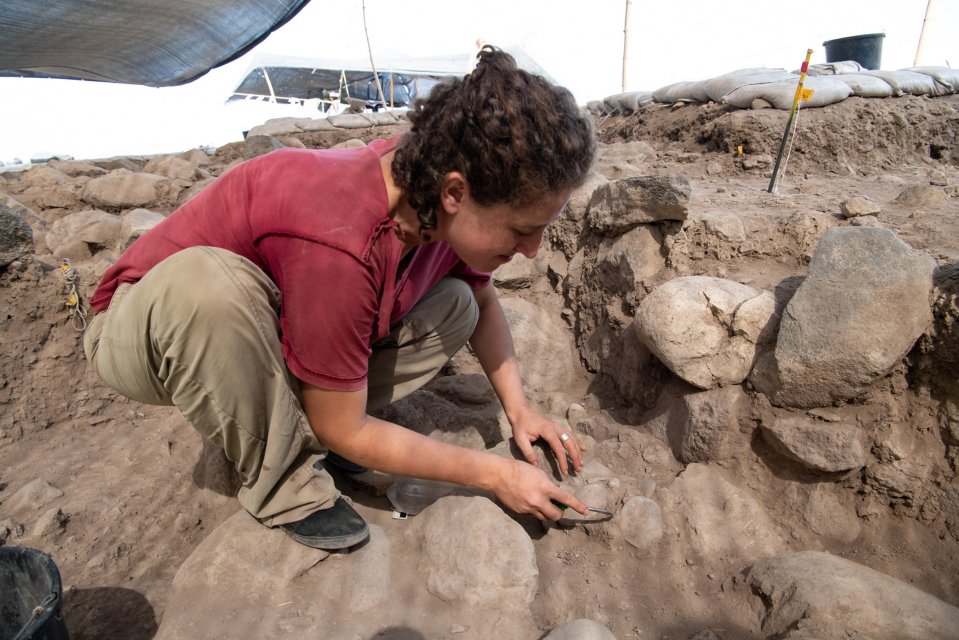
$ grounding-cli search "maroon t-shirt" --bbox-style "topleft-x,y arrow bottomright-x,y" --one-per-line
90,137 -> 490,391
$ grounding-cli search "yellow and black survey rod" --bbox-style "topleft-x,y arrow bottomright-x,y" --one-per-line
768,48 -> 814,194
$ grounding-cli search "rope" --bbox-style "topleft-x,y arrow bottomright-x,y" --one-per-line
59,259 -> 88,331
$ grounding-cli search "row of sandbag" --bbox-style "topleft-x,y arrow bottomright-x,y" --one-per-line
589,63 -> 959,114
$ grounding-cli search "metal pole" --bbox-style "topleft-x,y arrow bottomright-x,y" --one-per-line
768,49 -> 813,194
362,0 -> 388,109
914,0 -> 935,66
622,0 -> 632,92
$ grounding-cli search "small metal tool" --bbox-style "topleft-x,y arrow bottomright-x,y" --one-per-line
551,499 -> 613,516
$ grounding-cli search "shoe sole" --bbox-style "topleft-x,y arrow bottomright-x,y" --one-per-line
282,523 -> 370,550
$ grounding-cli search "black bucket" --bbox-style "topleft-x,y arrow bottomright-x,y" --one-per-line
823,33 -> 885,70
0,548 -> 69,640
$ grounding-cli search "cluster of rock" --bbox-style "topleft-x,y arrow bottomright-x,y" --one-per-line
3,115 -> 959,639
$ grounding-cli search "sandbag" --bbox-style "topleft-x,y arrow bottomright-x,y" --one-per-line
602,91 -> 654,114
862,70 -> 952,96
586,100 -> 606,115
652,80 -> 710,104
803,61 -> 865,76
703,68 -> 795,103
833,73 -> 895,98
722,75 -> 852,110
907,66 -> 959,93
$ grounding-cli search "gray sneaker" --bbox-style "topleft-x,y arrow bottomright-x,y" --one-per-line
279,498 -> 370,549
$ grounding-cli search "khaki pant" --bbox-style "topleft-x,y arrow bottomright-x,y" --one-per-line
84,246 -> 479,526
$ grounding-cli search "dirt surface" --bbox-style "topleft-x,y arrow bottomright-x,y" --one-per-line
2,94 -> 958,639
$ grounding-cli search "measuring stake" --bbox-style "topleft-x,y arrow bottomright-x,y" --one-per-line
768,49 -> 813,194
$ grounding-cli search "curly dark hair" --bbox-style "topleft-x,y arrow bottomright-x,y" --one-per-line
391,45 -> 596,238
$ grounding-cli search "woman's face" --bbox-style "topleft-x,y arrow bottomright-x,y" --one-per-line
439,185 -> 572,273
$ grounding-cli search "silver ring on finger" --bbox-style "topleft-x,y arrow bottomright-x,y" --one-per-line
560,432 -> 571,443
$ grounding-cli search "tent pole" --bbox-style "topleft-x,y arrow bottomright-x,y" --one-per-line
622,0 -> 632,92
914,0 -> 935,66
362,0 -> 388,109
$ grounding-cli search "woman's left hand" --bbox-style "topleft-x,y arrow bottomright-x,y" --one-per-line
510,407 -> 585,476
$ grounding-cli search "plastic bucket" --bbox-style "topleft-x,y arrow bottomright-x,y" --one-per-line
823,33 -> 885,70
0,547 -> 69,640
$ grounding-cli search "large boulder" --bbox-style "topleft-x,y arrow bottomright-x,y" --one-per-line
44,209 -> 122,259
80,170 -> 167,208
120,208 -> 166,249
0,204 -> 33,266
739,551 -> 959,640
635,276 -> 777,389
406,496 -> 538,609
760,414 -> 866,473
499,297 -> 576,391
754,227 -> 934,408
660,464 -> 786,564
586,174 -> 690,234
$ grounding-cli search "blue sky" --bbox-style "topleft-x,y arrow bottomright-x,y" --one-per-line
1,0 -> 955,163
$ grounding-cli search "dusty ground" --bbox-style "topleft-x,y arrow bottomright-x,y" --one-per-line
1,93 -> 958,639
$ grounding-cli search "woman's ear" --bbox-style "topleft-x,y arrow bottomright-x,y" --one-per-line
440,172 -> 468,214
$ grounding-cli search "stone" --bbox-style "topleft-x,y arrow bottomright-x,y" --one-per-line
614,496 -> 664,550
594,225 -> 665,295
840,196 -> 881,217
0,204 -> 33,267
407,496 -> 538,609
144,155 -> 197,181
755,227 -> 934,408
635,276 -> 777,389
739,551 -> 959,640
676,385 -> 750,463
803,484 -> 862,544
19,165 -> 70,189
156,510 -> 328,639
344,524 -> 391,612
660,464 -> 785,562
706,161 -> 723,175
48,159 -> 107,178
760,415 -> 866,473
493,250 -> 549,289
742,154 -> 773,170
34,507 -> 68,537
586,174 -> 691,234
499,297 -> 576,391
243,135 -> 286,159
45,209 -> 122,256
7,478 -> 64,514
543,618 -> 618,640
120,208 -> 166,249
894,185 -> 947,207
81,171 -> 167,208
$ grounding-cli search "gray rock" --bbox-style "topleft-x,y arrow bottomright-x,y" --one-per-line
894,185 -> 947,207
492,250 -> 549,289
660,464 -> 786,562
587,174 -> 691,234
48,159 -> 108,178
635,276 -> 777,389
803,484 -> 862,544
499,297 -> 576,392
757,227 -> 934,408
739,551 -> 959,640
595,225 -> 665,295
44,209 -> 122,256
760,415 -> 866,473
7,478 -> 63,514
677,386 -> 750,463
33,507 -> 68,537
614,496 -> 664,550
19,165 -> 70,189
562,171 -> 608,225
144,155 -> 197,180
243,134 -> 286,159
407,496 -> 538,608
156,510 -> 328,640
81,171 -> 167,208
344,524 -> 391,612
742,154 -> 773,170
841,196 -> 881,217
543,618 -> 618,640
120,208 -> 166,249
0,204 -> 33,267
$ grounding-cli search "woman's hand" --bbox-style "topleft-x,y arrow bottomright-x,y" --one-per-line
510,406 -> 586,476
493,458 -> 589,521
